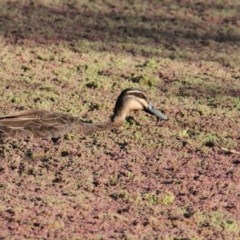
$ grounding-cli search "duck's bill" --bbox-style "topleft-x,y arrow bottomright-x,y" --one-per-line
145,103 -> 168,120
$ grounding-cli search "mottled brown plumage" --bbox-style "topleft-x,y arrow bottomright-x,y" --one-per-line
0,88 -> 167,140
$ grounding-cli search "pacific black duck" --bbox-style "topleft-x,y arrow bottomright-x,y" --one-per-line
0,88 -> 167,141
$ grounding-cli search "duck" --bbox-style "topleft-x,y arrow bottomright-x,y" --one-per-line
0,88 -> 167,141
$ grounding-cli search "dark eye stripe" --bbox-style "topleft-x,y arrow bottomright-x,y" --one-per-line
129,92 -> 147,100
125,89 -> 147,100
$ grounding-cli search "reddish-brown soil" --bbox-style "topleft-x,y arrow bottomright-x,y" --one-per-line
0,0 -> 240,239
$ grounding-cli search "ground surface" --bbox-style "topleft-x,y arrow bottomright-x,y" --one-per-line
0,0 -> 240,239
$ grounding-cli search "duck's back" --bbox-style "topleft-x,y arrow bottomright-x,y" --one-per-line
0,110 -> 77,139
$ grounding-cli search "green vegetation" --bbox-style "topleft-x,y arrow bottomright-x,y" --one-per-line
0,0 -> 240,239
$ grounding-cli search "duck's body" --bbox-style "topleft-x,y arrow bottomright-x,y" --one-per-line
0,109 -> 121,139
0,88 -> 167,140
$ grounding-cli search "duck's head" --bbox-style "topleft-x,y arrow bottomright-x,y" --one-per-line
112,88 -> 168,123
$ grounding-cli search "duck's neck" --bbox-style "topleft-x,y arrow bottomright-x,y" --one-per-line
111,106 -> 128,123
73,107 -> 128,135
73,118 -> 124,136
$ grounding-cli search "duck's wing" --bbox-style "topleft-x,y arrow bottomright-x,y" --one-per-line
0,110 -> 78,139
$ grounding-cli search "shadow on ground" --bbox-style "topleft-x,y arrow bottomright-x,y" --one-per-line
0,1 -> 240,60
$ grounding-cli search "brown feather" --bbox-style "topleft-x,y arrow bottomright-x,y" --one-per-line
0,88 -> 167,140
0,110 -> 77,139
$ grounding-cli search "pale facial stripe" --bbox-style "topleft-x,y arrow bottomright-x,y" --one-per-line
125,90 -> 147,100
